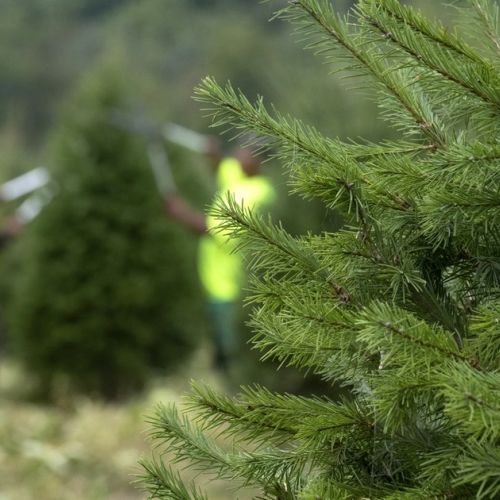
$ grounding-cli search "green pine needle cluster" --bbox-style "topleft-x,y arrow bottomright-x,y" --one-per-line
141,1 -> 500,498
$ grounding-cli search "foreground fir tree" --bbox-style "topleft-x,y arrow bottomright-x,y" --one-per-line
141,0 -> 500,497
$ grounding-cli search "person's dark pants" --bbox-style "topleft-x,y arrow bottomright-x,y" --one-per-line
208,300 -> 236,370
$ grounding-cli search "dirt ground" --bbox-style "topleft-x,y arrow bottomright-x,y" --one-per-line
0,349 -> 259,500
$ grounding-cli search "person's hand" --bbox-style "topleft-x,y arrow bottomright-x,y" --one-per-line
163,194 -> 207,235
4,215 -> 22,237
164,194 -> 187,218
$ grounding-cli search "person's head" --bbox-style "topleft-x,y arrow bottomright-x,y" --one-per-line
235,146 -> 261,177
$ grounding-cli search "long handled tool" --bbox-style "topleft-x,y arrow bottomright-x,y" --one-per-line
109,109 -> 211,196
15,186 -> 55,224
109,110 -> 177,196
0,167 -> 54,224
162,123 -> 209,154
0,167 -> 50,202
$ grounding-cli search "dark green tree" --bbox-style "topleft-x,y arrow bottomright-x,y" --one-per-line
141,0 -> 500,497
8,68 -> 204,399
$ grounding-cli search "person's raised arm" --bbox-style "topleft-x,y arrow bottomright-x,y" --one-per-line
164,194 -> 207,236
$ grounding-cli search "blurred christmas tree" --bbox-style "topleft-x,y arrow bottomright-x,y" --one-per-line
141,0 -> 500,497
8,66 -> 205,399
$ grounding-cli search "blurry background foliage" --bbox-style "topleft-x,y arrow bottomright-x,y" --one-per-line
0,0 -> 454,392
0,0 -> 377,163
5,67 -> 207,399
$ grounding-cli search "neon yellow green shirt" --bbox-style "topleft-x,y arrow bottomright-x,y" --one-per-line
198,158 -> 274,301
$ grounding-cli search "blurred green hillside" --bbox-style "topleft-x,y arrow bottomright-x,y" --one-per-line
0,1 -> 453,173
0,0 -> 367,163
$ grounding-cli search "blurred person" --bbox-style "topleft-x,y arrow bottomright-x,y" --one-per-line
165,144 -> 275,370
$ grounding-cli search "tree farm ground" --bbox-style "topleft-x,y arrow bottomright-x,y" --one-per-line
0,344 -> 259,500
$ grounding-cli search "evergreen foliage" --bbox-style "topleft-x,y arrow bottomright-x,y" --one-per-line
142,0 -> 500,497
8,68 -> 204,399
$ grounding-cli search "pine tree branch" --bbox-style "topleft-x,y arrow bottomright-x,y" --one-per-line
455,441 -> 500,499
348,141 -> 437,160
196,77 -> 376,224
471,0 -> 500,55
186,382 -> 297,445
367,0 -> 493,66
147,404 -> 234,479
418,190 -> 500,252
356,302 -> 476,368
187,382 -> 374,454
358,1 -> 500,113
148,404 -> 310,494
249,277 -> 355,329
378,320 -> 471,366
196,78 -> 428,221
250,309 -> 345,371
139,459 -> 209,500
212,195 -> 353,304
469,301 -> 500,370
439,366 -> 500,442
276,0 -> 446,145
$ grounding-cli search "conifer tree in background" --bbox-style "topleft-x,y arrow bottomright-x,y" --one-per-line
141,0 -> 500,497
8,68 -> 204,399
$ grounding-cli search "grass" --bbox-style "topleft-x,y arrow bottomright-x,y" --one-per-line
0,347 -> 258,500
